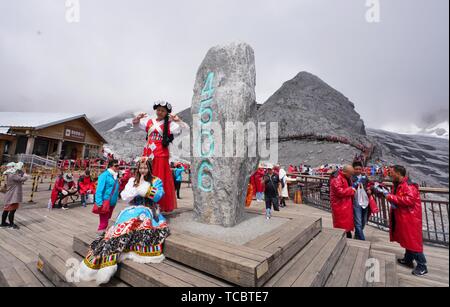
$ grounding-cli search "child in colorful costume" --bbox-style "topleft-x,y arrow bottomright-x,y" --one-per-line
77,158 -> 170,285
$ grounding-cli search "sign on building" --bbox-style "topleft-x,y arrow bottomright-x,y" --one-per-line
64,126 -> 86,142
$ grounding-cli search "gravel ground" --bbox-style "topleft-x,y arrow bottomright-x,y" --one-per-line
168,211 -> 289,245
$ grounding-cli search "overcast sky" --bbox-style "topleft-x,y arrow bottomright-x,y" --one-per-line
0,0 -> 448,129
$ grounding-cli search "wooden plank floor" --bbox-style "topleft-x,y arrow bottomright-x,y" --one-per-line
0,179 -> 448,287
250,196 -> 449,288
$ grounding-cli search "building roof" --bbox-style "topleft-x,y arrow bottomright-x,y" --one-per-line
0,127 -> 10,135
0,112 -> 107,143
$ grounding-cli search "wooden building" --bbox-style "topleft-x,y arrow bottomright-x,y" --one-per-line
0,113 -> 107,164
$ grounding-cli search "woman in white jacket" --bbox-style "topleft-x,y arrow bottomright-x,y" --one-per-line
278,167 -> 289,208
78,158 -> 170,285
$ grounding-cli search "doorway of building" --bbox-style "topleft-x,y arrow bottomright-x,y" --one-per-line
15,136 -> 28,154
33,138 -> 50,157
61,142 -> 83,160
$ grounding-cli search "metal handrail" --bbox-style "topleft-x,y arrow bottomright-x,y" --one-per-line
17,154 -> 57,173
290,174 -> 449,247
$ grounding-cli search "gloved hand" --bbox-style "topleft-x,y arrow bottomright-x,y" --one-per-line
61,190 -> 68,196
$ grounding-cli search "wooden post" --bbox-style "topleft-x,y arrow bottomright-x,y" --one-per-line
34,174 -> 40,192
28,175 -> 37,203
49,170 -> 55,191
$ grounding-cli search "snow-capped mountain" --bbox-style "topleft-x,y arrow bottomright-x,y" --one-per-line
382,121 -> 449,140
423,121 -> 449,139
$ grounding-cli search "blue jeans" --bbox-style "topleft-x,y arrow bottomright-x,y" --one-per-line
256,192 -> 264,201
80,194 -> 86,206
405,250 -> 428,270
265,197 -> 279,216
353,204 -> 369,241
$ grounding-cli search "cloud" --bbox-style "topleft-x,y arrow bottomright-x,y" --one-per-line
0,0 -> 448,130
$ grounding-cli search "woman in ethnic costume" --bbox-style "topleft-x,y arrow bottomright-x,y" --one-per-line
132,101 -> 188,213
77,158 -> 170,285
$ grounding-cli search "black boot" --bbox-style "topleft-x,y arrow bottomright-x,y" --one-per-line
412,265 -> 428,276
397,258 -> 415,269
1,211 -> 9,227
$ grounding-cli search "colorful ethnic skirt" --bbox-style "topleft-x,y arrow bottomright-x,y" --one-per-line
77,205 -> 170,285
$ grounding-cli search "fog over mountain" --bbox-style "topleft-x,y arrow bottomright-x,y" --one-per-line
1,1 -> 448,132
95,71 -> 449,187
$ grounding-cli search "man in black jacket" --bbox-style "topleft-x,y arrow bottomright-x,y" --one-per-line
264,164 -> 281,220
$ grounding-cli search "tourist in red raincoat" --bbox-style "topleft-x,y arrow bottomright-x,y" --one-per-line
51,173 -> 77,209
288,165 -> 296,174
330,165 -> 357,238
253,168 -> 266,202
78,170 -> 95,207
249,173 -> 257,198
379,165 -> 428,276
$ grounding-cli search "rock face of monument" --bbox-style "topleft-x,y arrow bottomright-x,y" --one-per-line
190,42 -> 259,227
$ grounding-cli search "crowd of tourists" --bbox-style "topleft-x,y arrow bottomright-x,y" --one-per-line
0,99 -> 430,282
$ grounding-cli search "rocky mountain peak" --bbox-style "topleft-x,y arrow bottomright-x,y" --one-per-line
258,72 -> 366,138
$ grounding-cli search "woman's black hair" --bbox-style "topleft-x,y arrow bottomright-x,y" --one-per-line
108,159 -> 119,168
352,161 -> 363,168
134,159 -> 154,187
162,115 -> 174,148
392,165 -> 407,177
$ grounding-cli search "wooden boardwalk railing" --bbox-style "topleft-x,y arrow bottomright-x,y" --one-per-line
288,174 -> 449,247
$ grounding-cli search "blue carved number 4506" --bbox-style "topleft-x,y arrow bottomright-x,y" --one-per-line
201,72 -> 215,99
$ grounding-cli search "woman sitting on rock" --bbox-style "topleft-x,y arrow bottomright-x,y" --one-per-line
77,157 -> 170,285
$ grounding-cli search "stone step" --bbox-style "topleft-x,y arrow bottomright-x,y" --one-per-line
367,249 -> 399,287
73,232 -> 232,287
265,228 -> 346,287
0,241 -> 52,287
72,214 -> 322,287
325,239 -> 371,287
0,262 -> 50,287
37,248 -> 129,287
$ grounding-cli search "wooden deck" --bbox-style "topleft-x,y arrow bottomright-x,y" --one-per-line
250,200 -> 449,287
0,178 -> 448,287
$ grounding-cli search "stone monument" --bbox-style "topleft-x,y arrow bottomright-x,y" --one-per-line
191,42 -> 259,227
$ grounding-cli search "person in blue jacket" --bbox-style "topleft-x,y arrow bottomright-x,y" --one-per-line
173,163 -> 186,199
95,159 -> 120,232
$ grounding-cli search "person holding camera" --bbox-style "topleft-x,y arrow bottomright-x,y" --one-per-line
352,161 -> 371,241
1,162 -> 29,229
263,164 -> 281,220
377,165 -> 428,276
